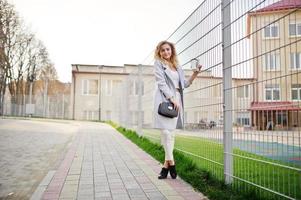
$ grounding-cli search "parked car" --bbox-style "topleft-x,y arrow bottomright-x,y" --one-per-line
209,120 -> 216,128
198,119 -> 208,129
198,119 -> 217,129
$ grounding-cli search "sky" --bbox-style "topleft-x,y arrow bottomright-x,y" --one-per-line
8,0 -> 201,83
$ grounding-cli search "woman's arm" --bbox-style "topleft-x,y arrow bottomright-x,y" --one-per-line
154,60 -> 174,100
184,64 -> 202,88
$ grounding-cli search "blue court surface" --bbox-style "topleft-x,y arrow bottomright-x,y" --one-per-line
233,140 -> 301,166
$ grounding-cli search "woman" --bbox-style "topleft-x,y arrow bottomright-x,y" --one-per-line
153,40 -> 202,179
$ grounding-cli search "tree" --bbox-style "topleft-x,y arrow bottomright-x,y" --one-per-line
0,0 -> 56,115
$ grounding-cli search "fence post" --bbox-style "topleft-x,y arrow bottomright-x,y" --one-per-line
123,77 -> 130,128
137,64 -> 143,136
222,0 -> 233,184
62,93 -> 65,119
43,79 -> 48,118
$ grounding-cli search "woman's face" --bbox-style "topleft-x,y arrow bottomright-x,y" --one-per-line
159,43 -> 172,60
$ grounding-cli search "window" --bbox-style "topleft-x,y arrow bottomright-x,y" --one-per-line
245,85 -> 249,97
290,53 -> 301,70
264,53 -> 280,71
289,22 -> 301,36
292,84 -> 301,100
264,23 -> 279,38
112,80 -> 122,95
135,81 -> 144,95
237,85 -> 249,98
237,118 -> 250,126
83,80 -> 88,95
236,112 -> 250,127
89,80 -> 98,94
265,84 -> 280,101
106,80 -> 112,96
130,80 -> 144,96
83,110 -> 98,120
184,112 -> 188,123
276,111 -> 287,125
106,110 -> 111,120
82,79 -> 98,95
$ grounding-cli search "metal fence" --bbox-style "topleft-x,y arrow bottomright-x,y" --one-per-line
3,93 -> 70,119
112,0 -> 301,199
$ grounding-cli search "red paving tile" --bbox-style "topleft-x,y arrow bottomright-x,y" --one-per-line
41,133 -> 82,200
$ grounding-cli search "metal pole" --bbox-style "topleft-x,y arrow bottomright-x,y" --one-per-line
72,73 -> 76,120
29,82 -> 33,105
222,0 -> 233,184
47,96 -> 50,118
29,81 -> 33,117
62,93 -> 65,119
124,78 -> 130,127
43,79 -> 48,118
98,65 -> 103,121
137,64 -> 143,136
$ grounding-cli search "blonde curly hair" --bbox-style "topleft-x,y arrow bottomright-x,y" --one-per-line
154,41 -> 179,68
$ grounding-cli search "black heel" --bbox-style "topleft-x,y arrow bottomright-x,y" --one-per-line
158,167 -> 169,179
169,165 -> 177,179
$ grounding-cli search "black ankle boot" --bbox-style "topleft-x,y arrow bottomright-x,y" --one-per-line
158,167 -> 169,179
169,165 -> 177,179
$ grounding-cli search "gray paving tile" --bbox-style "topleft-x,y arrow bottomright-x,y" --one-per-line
112,194 -> 130,200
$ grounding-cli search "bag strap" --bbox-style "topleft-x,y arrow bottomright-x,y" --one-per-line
158,63 -> 172,103
178,78 -> 184,108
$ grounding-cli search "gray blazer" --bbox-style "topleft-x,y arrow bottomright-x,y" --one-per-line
153,59 -> 192,130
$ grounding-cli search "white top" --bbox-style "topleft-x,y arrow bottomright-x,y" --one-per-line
167,67 -> 180,89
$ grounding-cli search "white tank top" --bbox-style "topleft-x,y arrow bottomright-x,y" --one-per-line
167,67 -> 180,89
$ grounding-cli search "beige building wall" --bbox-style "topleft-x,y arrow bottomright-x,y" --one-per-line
70,64 -> 128,121
250,10 -> 301,102
232,79 -> 254,126
183,74 -> 223,125
184,76 -> 253,126
249,9 -> 301,129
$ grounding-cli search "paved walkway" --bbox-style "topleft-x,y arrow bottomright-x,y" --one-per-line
0,118 -> 77,199
31,122 -> 207,200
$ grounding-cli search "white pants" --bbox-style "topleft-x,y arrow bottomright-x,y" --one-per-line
160,129 -> 175,160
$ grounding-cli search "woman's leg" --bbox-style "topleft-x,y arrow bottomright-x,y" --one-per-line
169,132 -> 175,166
162,129 -> 177,179
161,129 -> 175,163
160,129 -> 169,168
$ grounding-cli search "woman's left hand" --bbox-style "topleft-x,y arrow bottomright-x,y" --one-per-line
194,64 -> 203,74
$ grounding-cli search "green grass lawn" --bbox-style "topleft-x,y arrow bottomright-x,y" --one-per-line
142,129 -> 301,200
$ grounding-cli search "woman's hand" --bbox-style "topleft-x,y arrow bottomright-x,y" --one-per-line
193,64 -> 203,74
170,98 -> 180,112
189,64 -> 203,84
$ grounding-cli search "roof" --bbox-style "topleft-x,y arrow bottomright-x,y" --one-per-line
247,0 -> 301,37
249,101 -> 301,111
251,0 -> 301,13
71,64 -> 124,68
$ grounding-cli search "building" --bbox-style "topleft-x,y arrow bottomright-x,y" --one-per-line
70,63 -> 254,129
247,0 -> 301,130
